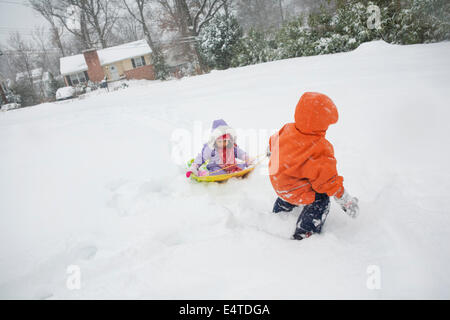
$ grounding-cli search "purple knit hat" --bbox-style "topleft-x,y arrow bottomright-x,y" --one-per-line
207,119 -> 236,148
211,119 -> 228,131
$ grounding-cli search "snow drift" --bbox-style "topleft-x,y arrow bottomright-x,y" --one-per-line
1,41 -> 449,299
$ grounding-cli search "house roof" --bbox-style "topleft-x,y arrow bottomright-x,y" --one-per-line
60,54 -> 88,75
16,68 -> 43,82
60,39 -> 152,75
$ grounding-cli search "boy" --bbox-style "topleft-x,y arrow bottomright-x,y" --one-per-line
268,92 -> 359,240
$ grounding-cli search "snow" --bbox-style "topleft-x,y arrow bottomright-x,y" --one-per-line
60,40 -> 152,75
55,87 -> 75,100
97,39 -> 152,66
60,54 -> 88,75
1,40 -> 450,299
0,103 -> 20,111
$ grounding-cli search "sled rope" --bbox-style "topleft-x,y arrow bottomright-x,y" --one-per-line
207,152 -> 268,175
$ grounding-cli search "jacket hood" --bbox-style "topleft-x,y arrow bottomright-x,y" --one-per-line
294,92 -> 338,135
207,119 -> 236,148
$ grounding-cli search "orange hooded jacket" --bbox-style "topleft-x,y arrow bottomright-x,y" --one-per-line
269,92 -> 344,205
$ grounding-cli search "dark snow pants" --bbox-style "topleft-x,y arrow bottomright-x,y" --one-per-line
273,193 -> 331,240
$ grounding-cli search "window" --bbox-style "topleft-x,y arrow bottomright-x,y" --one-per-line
69,72 -> 87,85
131,56 -> 146,68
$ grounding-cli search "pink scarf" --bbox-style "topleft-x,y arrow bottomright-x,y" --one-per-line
219,134 -> 239,173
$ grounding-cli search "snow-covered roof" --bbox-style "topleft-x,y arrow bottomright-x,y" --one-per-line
16,68 -> 43,82
60,40 -> 152,75
98,40 -> 152,65
60,54 -> 88,75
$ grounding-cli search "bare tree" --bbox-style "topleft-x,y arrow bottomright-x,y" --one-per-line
29,0 -> 67,56
113,15 -> 142,43
37,0 -> 93,50
7,33 -> 41,106
77,0 -> 119,48
287,0 -> 332,20
156,0 -> 224,73
278,0 -> 284,23
31,27 -> 51,72
122,0 -> 161,55
236,0 -> 327,31
235,0 -> 282,31
8,33 -> 35,88
34,0 -> 120,50
176,0 -> 224,37
221,0 -> 234,19
31,26 -> 62,76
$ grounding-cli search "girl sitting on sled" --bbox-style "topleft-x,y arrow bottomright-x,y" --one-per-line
187,119 -> 252,177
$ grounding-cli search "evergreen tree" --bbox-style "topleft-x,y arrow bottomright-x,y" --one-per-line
200,14 -> 243,70
232,29 -> 275,66
152,52 -> 170,80
273,15 -> 318,59
385,0 -> 450,44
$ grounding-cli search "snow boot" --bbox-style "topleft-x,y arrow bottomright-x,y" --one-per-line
273,197 -> 297,213
292,193 -> 330,240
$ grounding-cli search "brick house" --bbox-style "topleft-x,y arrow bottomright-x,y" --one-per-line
60,39 -> 155,86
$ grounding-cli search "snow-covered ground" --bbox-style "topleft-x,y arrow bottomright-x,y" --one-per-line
1,41 -> 449,299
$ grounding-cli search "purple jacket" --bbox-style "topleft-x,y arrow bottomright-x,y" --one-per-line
193,119 -> 248,169
193,144 -> 248,168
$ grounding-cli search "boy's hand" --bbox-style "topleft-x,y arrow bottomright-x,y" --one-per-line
334,190 -> 359,218
245,156 -> 254,166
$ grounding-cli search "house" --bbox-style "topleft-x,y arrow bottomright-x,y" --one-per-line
60,39 -> 155,86
15,68 -> 55,99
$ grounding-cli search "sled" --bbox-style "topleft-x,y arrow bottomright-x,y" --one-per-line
187,159 -> 256,182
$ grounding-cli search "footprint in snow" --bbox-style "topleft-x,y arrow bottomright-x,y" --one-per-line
69,244 -> 98,261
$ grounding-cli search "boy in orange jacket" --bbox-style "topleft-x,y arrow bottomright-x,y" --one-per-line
268,92 -> 359,240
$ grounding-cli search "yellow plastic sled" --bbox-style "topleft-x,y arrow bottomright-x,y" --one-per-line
187,159 -> 256,182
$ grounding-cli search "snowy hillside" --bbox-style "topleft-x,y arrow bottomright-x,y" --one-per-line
1,40 -> 449,299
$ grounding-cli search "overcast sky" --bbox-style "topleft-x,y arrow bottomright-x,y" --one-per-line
0,0 -> 47,45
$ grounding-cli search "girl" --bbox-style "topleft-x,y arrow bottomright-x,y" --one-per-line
187,119 -> 252,177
